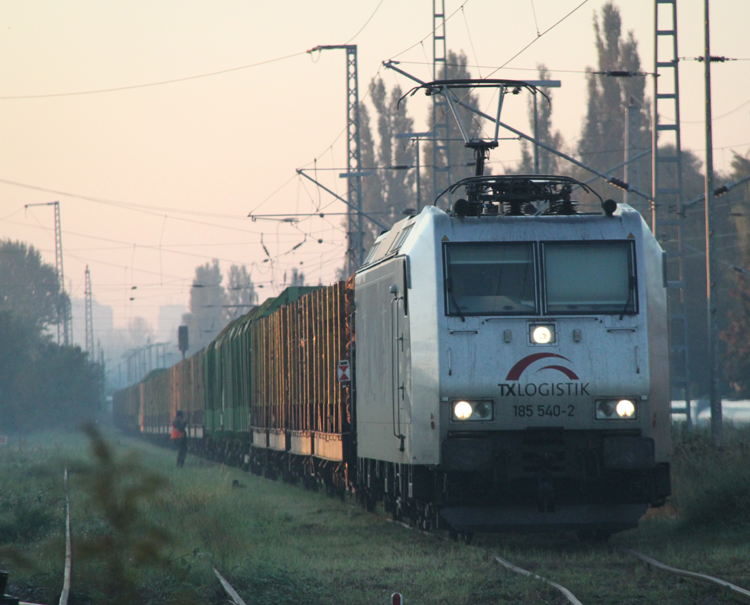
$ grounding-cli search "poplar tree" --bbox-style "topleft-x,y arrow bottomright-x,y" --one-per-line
512,65 -> 564,175
578,2 -> 648,178
182,259 -> 226,351
225,264 -> 256,321
356,77 -> 417,254
422,50 -> 484,200
369,77 -> 416,222
720,153 -> 750,395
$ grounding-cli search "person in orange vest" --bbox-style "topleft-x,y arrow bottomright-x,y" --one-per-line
171,410 -> 187,468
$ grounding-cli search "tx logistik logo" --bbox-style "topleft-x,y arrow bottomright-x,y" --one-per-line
498,352 -> 590,397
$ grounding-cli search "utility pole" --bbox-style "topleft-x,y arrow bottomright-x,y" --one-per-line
395,132 -> 435,214
307,45 -> 364,275
624,95 -> 643,212
24,201 -> 70,346
84,266 -> 94,356
704,0 -> 722,447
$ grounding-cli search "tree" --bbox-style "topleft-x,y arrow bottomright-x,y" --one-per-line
358,101 -> 380,254
181,259 -> 226,352
510,65 -> 565,175
0,239 -> 63,334
125,316 -> 155,349
0,241 -> 103,433
290,268 -> 305,287
356,78 -> 417,255
574,1 -> 650,211
720,152 -> 750,395
225,264 -> 256,321
0,311 -> 37,427
578,2 -> 648,179
370,77 -> 416,217
0,312 -> 102,433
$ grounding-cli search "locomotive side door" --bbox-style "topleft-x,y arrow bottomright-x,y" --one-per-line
355,256 -> 411,463
390,257 -> 411,453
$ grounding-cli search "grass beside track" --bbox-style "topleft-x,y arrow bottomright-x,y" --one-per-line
1,424 -> 749,604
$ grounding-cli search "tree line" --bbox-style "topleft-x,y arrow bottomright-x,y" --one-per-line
180,260 -> 305,353
0,240 -> 103,433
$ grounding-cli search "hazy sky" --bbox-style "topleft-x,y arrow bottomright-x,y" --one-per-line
1,1 -> 748,346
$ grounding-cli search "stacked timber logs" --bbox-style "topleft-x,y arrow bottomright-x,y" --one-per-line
250,283 -> 348,436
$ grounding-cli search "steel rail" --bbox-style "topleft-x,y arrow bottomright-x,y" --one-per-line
214,568 -> 248,605
493,554 -> 584,605
622,548 -> 750,603
58,467 -> 72,605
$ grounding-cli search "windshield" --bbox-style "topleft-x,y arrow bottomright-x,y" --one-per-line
444,243 -> 537,316
543,241 -> 636,314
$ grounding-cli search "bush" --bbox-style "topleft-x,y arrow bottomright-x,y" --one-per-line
671,424 -> 750,527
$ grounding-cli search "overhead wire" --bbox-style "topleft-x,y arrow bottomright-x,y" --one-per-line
484,0 -> 590,77
529,0 -> 541,37
3,215 -> 282,269
681,95 -> 750,124
391,61 -> 592,75
344,0 -> 386,45
461,5 -> 483,79
0,178 -> 289,240
0,51 -> 309,100
389,1 -> 471,61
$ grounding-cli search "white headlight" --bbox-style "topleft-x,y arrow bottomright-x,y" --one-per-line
616,399 -> 636,418
596,398 -> 637,420
530,324 -> 555,344
453,401 -> 472,420
452,400 -> 494,421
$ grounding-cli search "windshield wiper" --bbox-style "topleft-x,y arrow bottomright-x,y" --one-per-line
619,276 -> 636,320
446,278 -> 466,322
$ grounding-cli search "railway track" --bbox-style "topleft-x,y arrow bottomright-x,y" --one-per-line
36,467 -> 253,605
622,548 -> 750,604
58,467 -> 72,605
489,544 -> 750,605
22,463 -> 747,605
391,514 -> 750,604
0,470 -> 71,605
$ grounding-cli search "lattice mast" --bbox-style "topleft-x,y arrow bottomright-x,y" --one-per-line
652,0 -> 691,426
84,265 -> 94,355
24,201 -> 70,345
431,0 -> 452,200
53,201 -> 70,346
307,45 -> 364,275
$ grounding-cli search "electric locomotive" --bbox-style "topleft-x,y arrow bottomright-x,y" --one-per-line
113,79 -> 671,538
353,175 -> 671,535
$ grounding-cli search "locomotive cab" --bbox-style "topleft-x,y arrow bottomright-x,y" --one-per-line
355,175 -> 671,535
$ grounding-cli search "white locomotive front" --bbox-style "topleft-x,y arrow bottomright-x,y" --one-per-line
355,175 -> 671,537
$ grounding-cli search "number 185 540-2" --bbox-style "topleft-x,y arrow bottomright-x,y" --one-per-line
513,404 -> 575,418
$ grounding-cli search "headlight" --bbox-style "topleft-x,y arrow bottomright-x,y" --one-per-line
530,323 -> 556,344
616,399 -> 636,418
596,398 -> 637,420
452,400 -> 494,421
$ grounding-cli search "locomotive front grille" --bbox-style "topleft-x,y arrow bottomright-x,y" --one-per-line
442,430 -> 648,480
520,433 -> 567,474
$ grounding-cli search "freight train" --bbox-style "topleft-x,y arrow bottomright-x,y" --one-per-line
114,176 -> 671,539
114,80 -> 671,539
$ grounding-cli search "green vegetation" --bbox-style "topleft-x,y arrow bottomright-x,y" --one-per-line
670,423 -> 750,528
0,239 -> 103,433
2,426 -> 750,604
